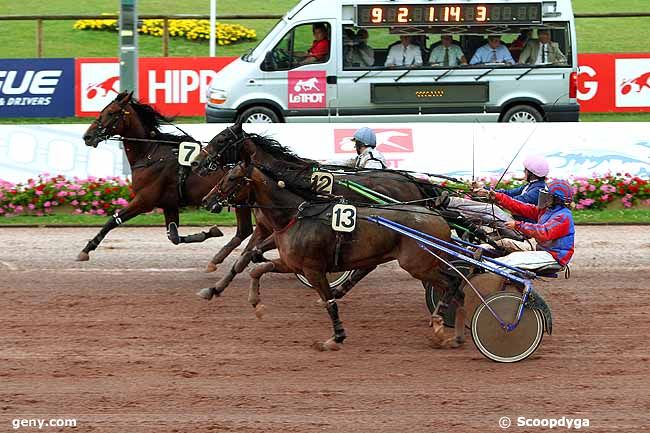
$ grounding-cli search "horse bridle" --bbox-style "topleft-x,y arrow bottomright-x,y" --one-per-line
90,99 -> 131,144
213,161 -> 255,207
200,126 -> 248,172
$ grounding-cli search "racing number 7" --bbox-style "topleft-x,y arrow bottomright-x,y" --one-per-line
178,141 -> 201,166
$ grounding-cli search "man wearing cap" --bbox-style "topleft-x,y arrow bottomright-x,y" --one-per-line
470,35 -> 514,65
496,155 -> 549,209
342,127 -> 387,169
518,28 -> 567,65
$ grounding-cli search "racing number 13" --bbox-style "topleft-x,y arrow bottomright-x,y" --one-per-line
332,204 -> 357,232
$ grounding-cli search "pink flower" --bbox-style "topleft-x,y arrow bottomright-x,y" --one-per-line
91,200 -> 99,207
74,209 -> 83,214
43,201 -> 51,208
57,191 -> 67,197
35,211 -> 44,216
0,208 -> 5,215
578,186 -> 586,193
28,203 -> 35,210
588,184 -> 596,191
94,191 -> 101,196
575,204 -> 584,210
14,205 -> 23,213
71,200 -> 79,206
35,190 -> 44,196
97,209 -> 105,215
78,190 -> 86,195
600,194 -> 609,202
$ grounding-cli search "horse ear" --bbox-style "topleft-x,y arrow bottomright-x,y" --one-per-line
126,91 -> 134,102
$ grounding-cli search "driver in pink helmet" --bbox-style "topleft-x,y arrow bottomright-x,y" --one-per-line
496,154 -> 549,205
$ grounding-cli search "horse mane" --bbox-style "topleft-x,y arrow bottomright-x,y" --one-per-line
128,97 -> 196,144
247,134 -> 315,165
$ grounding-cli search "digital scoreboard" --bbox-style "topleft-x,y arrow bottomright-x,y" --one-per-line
357,3 -> 543,26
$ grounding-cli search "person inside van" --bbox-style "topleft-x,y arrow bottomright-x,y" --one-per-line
470,35 -> 514,65
385,35 -> 423,68
345,29 -> 375,68
509,29 -> 533,61
298,23 -> 330,65
429,35 -> 467,67
518,29 -> 567,65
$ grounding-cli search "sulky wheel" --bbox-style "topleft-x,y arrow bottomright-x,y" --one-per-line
471,292 -> 544,363
295,271 -> 353,289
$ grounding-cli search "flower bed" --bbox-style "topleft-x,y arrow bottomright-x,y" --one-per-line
0,175 -> 132,217
73,18 -> 256,46
1,173 -> 648,218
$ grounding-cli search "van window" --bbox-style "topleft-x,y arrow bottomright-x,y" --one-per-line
342,23 -> 572,70
262,22 -> 331,71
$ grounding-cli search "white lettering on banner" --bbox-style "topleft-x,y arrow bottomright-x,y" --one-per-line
289,93 -> 325,104
577,66 -> 598,101
148,70 -> 218,104
0,70 -> 62,95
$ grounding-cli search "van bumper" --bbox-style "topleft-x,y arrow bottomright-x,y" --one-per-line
542,103 -> 580,122
205,105 -> 237,123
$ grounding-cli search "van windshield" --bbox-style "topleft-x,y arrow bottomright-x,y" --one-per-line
342,23 -> 573,70
242,19 -> 287,62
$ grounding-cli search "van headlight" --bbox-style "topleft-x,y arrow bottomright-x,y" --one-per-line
207,89 -> 228,104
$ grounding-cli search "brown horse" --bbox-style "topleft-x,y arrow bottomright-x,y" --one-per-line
211,159 -> 464,351
79,91 -> 251,268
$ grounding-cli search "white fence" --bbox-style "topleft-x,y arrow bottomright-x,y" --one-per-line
0,123 -> 648,183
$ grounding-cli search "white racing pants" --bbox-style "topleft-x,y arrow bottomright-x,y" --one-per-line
497,251 -> 558,271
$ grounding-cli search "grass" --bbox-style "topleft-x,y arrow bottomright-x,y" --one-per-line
0,209 -> 238,226
1,208 -> 648,226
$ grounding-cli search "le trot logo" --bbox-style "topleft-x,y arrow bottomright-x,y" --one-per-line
615,58 -> 650,108
288,71 -> 327,109
334,129 -> 415,153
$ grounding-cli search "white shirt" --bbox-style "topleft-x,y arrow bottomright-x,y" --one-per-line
535,43 -> 551,65
429,44 -> 465,66
385,43 -> 423,67
339,147 -> 388,169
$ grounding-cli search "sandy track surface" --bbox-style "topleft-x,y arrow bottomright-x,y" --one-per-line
1,226 -> 649,432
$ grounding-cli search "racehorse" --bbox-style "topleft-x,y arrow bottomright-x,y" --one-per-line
194,123 -> 510,303
210,159 -> 464,351
79,91 -> 250,264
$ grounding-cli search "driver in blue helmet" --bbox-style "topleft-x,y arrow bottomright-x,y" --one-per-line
344,127 -> 388,169
476,179 -> 575,270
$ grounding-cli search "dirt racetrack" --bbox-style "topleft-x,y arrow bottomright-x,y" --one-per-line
1,225 -> 649,432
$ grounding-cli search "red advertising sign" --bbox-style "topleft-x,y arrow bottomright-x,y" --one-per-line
577,53 -> 650,112
288,70 -> 327,109
75,57 -> 236,116
334,128 -> 414,153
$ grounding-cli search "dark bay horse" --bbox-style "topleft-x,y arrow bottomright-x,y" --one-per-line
78,91 -> 252,264
211,160 -> 464,351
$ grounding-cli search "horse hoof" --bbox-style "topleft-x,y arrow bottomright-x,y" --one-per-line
76,252 -> 90,262
208,227 -> 224,238
205,262 -> 218,273
315,298 -> 325,306
197,287 -> 215,300
449,336 -> 465,349
312,338 -> 342,352
254,303 -> 266,319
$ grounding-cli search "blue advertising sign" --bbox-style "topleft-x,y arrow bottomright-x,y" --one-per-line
0,58 -> 75,118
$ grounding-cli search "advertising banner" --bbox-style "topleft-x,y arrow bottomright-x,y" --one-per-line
75,56 -> 236,117
578,53 -> 650,113
0,58 -> 75,118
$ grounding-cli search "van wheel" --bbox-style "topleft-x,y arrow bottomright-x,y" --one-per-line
502,105 -> 543,123
238,106 -> 280,123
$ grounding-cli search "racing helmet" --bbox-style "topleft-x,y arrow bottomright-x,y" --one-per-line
353,127 -> 377,148
537,179 -> 573,208
523,154 -> 550,178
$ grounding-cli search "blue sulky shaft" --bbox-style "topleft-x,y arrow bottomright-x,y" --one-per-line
365,215 -> 534,283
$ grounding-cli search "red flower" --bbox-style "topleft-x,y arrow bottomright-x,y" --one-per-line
103,203 -> 110,209
104,187 -> 112,194
36,184 -> 45,191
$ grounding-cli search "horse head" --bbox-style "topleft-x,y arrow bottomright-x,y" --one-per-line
192,121 -> 247,176
202,162 -> 254,213
83,91 -> 139,148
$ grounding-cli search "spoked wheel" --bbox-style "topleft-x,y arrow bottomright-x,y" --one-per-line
424,262 -> 472,327
295,271 -> 353,289
471,292 -> 544,363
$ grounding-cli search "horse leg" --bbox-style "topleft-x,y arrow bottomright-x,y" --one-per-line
247,258 -> 292,319
332,266 -> 377,299
77,198 -> 151,261
197,226 -> 272,300
303,268 -> 347,352
206,208 -> 254,272
164,208 -> 224,246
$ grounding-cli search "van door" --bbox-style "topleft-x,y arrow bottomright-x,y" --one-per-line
259,21 -> 337,122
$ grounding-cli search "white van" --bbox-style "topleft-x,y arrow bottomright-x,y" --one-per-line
206,0 -> 579,123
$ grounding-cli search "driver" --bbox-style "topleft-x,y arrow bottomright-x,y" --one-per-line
341,127 -> 388,169
475,179 -> 575,270
299,23 -> 330,64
